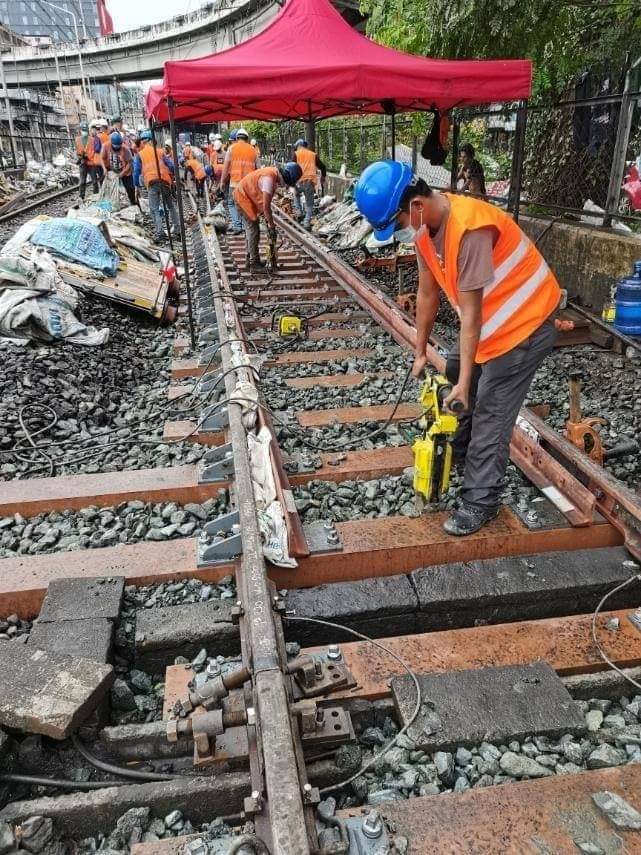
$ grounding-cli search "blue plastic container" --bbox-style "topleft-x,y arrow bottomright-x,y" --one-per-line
614,260 -> 641,336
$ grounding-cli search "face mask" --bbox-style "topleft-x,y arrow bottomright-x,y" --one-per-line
394,225 -> 416,243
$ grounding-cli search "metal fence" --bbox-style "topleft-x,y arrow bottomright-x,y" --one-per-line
0,130 -> 74,169
307,66 -> 641,232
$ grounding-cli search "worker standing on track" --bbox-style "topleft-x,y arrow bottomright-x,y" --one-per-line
292,138 -> 326,230
233,162 -> 302,273
221,127 -> 259,235
209,139 -> 226,187
75,120 -> 101,201
133,129 -> 180,245
101,131 -> 136,206
355,161 -> 561,536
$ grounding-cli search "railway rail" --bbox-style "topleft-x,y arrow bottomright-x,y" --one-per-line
1,193 -> 641,854
0,182 -> 80,225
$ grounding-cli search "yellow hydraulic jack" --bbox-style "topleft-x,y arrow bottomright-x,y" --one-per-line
412,372 -> 464,507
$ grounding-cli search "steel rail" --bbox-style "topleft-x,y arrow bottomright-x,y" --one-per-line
194,207 -> 311,855
0,183 -> 79,224
273,209 -> 600,529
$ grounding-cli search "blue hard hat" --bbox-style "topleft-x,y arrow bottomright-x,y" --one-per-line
110,132 -> 122,149
294,138 -> 307,149
140,129 -> 153,141
280,162 -> 302,186
204,165 -> 213,177
354,160 -> 415,241
229,130 -> 238,141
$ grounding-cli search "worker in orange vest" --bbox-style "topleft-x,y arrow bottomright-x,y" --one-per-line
233,162 -> 301,273
133,130 -> 180,244
75,120 -> 101,200
208,139 -> 226,187
184,155 -> 208,198
355,161 -> 561,536
221,128 -> 259,234
101,132 -> 136,206
293,138 -> 327,230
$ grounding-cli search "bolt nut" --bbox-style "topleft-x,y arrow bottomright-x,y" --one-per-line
362,809 -> 383,839
327,644 -> 342,661
246,706 -> 256,727
252,790 -> 261,800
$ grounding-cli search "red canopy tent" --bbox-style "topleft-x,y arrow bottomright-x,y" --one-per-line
146,0 -> 531,123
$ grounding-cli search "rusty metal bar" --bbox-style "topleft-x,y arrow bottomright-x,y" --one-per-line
196,208 -> 311,854
519,408 -> 641,559
207,222 -> 309,558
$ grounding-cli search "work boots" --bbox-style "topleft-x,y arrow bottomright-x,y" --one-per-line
443,501 -> 499,536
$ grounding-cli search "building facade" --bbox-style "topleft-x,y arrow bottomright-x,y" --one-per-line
0,1 -> 100,43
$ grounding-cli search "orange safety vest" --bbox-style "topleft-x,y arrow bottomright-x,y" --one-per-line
99,131 -> 109,145
139,143 -> 172,187
75,135 -> 93,161
233,166 -> 280,221
295,147 -> 317,185
185,157 -> 206,181
228,140 -> 257,185
415,194 -> 560,363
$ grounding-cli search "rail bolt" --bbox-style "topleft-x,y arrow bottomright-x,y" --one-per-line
362,809 -> 383,839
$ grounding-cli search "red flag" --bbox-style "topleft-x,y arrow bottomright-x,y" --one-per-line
98,0 -> 114,36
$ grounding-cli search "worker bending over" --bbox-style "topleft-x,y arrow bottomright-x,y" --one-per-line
184,155 -> 208,198
75,121 -> 101,201
101,132 -> 136,206
355,161 -> 560,536
234,162 -> 302,273
221,128 -> 259,235
133,130 -> 180,245
293,138 -> 326,230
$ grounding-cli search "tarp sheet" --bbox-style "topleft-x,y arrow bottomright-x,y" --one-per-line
146,0 -> 531,123
29,218 -> 120,276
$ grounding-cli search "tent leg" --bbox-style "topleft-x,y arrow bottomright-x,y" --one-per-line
450,118 -> 459,191
508,102 -> 527,223
391,104 -> 396,160
168,98 -> 197,350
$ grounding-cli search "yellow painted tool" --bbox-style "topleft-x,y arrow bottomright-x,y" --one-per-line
412,373 -> 463,504
271,311 -> 308,338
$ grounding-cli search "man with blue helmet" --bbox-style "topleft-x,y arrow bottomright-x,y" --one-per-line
355,160 -> 560,536
133,129 -> 181,244
101,131 -> 136,205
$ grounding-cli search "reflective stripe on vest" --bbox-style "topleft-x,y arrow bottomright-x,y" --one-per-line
140,144 -> 171,187
295,148 -> 317,183
229,141 -> 257,185
415,194 -> 560,363
234,166 -> 279,221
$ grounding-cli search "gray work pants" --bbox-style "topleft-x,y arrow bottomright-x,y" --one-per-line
240,210 -> 260,265
293,179 -> 315,226
445,315 -> 558,508
148,180 -> 180,241
78,160 -> 99,199
227,185 -> 243,231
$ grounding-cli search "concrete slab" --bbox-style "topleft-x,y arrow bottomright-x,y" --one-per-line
392,661 -> 585,751
284,575 -> 418,645
411,547 -> 635,631
38,576 -> 124,623
28,618 -> 113,663
0,773 -> 249,837
135,599 -> 239,675
0,645 -> 113,739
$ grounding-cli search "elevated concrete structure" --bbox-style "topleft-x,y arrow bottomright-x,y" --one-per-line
1,0 -> 364,88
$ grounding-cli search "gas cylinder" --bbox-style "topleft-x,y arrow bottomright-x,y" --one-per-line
614,260 -> 641,336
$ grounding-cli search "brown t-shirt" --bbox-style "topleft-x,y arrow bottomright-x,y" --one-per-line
416,210 -> 496,291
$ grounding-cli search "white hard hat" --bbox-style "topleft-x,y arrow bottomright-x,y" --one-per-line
99,118 -> 108,127
164,139 -> 172,148
250,138 -> 257,146
214,133 -> 222,140
236,127 -> 249,139
89,118 -> 98,128
213,140 -> 222,151
208,132 -> 216,142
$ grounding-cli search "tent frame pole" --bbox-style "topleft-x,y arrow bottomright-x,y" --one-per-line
391,102 -> 396,160
168,97 -> 197,349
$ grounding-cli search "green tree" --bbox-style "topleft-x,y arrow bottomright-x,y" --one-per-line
360,0 -> 641,96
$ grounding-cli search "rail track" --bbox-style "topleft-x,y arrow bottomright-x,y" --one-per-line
1,193 -> 641,853
0,182 -> 79,226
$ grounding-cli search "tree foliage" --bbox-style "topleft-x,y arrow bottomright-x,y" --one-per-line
360,0 -> 641,96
